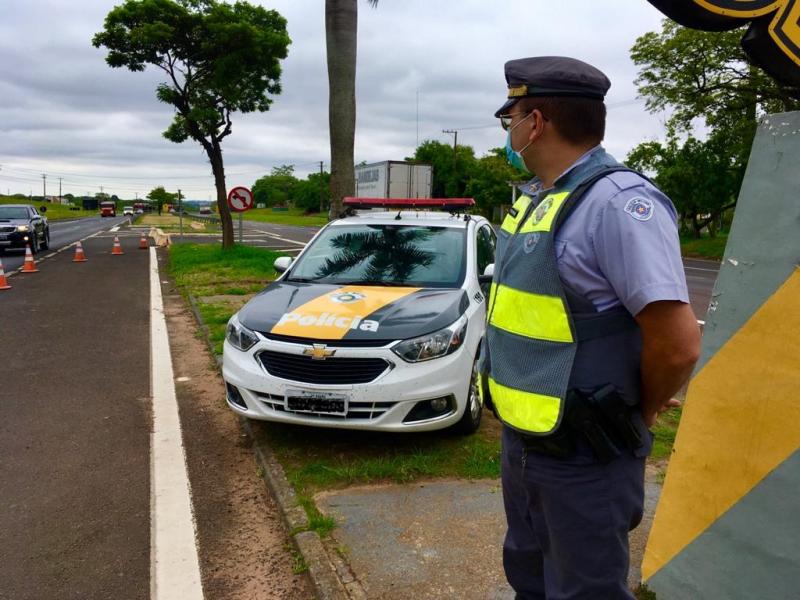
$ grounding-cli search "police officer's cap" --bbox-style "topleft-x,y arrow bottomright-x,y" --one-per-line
495,56 -> 611,117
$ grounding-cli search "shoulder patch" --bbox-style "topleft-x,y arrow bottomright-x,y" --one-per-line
623,196 -> 655,221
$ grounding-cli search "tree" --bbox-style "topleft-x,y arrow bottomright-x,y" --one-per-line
93,0 -> 290,248
325,0 -> 377,220
629,20 -> 800,234
627,129 -> 743,237
407,140 -> 477,198
147,185 -> 177,215
465,148 -> 525,218
294,171 -> 331,213
252,166 -> 298,207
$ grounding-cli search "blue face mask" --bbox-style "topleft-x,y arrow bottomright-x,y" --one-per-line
505,131 -> 530,173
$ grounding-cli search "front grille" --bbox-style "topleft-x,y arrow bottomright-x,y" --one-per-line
259,332 -> 394,348
0,226 -> 15,233
255,392 -> 397,420
257,350 -> 391,384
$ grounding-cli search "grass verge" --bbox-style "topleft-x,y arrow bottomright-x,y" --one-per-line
244,208 -> 327,227
680,232 -> 727,260
0,197 -> 95,221
168,243 -> 283,354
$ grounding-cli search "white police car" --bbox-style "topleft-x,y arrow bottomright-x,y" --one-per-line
222,198 -> 496,434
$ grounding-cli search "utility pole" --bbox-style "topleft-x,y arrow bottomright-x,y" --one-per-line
319,161 -> 325,214
416,90 -> 420,149
42,173 -> 46,202
442,129 -> 459,193
177,188 -> 183,239
58,177 -> 62,204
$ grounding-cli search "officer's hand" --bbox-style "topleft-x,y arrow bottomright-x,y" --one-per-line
644,397 -> 682,428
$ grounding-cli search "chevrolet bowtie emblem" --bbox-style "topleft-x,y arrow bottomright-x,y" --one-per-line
303,344 -> 336,360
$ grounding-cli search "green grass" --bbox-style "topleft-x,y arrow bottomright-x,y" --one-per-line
169,243 -> 282,297
680,232 -> 728,260
0,196 -> 95,221
167,243 -> 285,353
651,407 -> 682,460
244,207 -> 328,227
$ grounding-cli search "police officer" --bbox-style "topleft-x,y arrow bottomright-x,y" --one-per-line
486,56 -> 701,599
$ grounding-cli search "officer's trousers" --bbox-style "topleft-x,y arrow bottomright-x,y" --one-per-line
501,426 -> 647,600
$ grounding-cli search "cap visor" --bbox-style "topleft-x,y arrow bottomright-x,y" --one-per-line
494,98 -> 518,118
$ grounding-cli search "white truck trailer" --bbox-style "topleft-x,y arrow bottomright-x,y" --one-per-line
354,161 -> 433,199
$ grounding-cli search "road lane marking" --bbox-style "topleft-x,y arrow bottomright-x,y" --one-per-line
110,226 -> 120,232
149,248 -> 204,600
251,229 -> 308,246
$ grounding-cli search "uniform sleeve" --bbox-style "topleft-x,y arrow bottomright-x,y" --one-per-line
591,184 -> 690,316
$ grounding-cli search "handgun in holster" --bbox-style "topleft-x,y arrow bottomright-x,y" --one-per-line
589,384 -> 643,452
566,393 -> 621,464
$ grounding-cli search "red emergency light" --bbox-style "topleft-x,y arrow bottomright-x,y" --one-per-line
343,197 -> 475,209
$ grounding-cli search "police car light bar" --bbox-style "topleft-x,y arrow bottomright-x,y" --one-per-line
343,197 -> 475,209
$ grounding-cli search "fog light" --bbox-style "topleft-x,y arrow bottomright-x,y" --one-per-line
430,397 -> 449,412
226,382 -> 247,409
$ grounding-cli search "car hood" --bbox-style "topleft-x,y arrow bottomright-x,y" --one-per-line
0,218 -> 30,225
238,281 -> 470,343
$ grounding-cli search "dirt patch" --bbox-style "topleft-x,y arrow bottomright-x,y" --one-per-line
196,294 -> 256,306
162,283 -> 311,600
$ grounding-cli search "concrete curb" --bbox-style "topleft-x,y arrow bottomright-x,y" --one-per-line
179,279 -> 351,600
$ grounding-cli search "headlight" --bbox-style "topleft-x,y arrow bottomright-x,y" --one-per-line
226,316 -> 259,351
16,225 -> 30,232
392,315 -> 467,363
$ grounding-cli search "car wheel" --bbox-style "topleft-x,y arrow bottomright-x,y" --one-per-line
41,228 -> 50,250
453,353 -> 483,435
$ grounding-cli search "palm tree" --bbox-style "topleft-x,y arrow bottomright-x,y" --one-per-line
315,228 -> 434,282
325,0 -> 378,220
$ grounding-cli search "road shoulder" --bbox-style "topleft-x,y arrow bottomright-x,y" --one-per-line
159,254 -> 312,599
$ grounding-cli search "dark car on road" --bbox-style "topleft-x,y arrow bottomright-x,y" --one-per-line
0,204 -> 50,254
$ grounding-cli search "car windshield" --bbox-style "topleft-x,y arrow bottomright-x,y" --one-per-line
287,224 -> 466,288
0,207 -> 29,219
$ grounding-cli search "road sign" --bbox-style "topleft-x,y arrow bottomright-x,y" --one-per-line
227,186 -> 254,213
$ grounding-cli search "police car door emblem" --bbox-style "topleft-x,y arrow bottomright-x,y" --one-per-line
523,232 -> 540,254
623,197 -> 654,221
330,291 -> 365,303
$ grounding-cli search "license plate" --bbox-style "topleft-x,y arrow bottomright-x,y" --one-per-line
0,235 -> 8,240
285,389 -> 348,416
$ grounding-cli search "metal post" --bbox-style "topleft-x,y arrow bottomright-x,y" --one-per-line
178,188 -> 183,240
238,212 -> 243,243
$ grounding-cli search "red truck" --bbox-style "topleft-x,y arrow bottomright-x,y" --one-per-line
100,201 -> 116,217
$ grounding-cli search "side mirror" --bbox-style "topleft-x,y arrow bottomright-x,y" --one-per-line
273,256 -> 293,273
39,205 -> 47,213
478,263 -> 494,285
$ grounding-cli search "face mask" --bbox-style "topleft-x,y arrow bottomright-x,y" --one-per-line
504,112 -> 534,173
505,131 -> 530,173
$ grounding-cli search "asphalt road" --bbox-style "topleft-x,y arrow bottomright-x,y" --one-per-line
0,215 -> 130,273
0,234 -> 151,599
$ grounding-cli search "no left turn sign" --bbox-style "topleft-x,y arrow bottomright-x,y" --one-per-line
227,186 -> 254,212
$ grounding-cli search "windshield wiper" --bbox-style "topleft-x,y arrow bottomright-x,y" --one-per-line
337,280 -> 409,287
286,276 -> 320,283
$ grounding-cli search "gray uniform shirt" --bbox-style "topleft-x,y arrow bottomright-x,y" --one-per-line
518,145 -> 689,316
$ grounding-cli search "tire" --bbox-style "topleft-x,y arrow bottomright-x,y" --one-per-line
41,228 -> 50,251
453,352 -> 483,435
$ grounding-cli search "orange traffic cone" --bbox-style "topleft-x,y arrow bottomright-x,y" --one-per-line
111,236 -> 124,255
21,245 -> 39,273
0,258 -> 11,290
139,232 -> 148,250
73,241 -> 87,262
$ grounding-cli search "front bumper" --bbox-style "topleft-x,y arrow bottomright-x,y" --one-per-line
0,230 -> 35,249
222,337 -> 474,432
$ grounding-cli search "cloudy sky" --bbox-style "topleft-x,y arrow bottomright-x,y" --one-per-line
0,0 -> 670,200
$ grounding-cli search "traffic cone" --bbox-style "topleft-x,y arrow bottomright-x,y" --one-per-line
139,232 -> 148,250
21,245 -> 39,273
0,258 -> 11,290
73,241 -> 87,262
111,236 -> 124,255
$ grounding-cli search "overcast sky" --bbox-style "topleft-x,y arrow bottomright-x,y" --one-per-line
0,0 -> 670,200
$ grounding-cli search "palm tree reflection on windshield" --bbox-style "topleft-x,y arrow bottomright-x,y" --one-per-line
315,227 -> 435,283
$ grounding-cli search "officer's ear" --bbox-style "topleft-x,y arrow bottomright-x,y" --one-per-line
527,109 -> 548,143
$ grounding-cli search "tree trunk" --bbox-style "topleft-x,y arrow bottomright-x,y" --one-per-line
325,0 -> 357,220
208,140 -> 234,248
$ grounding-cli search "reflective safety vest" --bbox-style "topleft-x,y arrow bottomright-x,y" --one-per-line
485,166 -> 642,436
